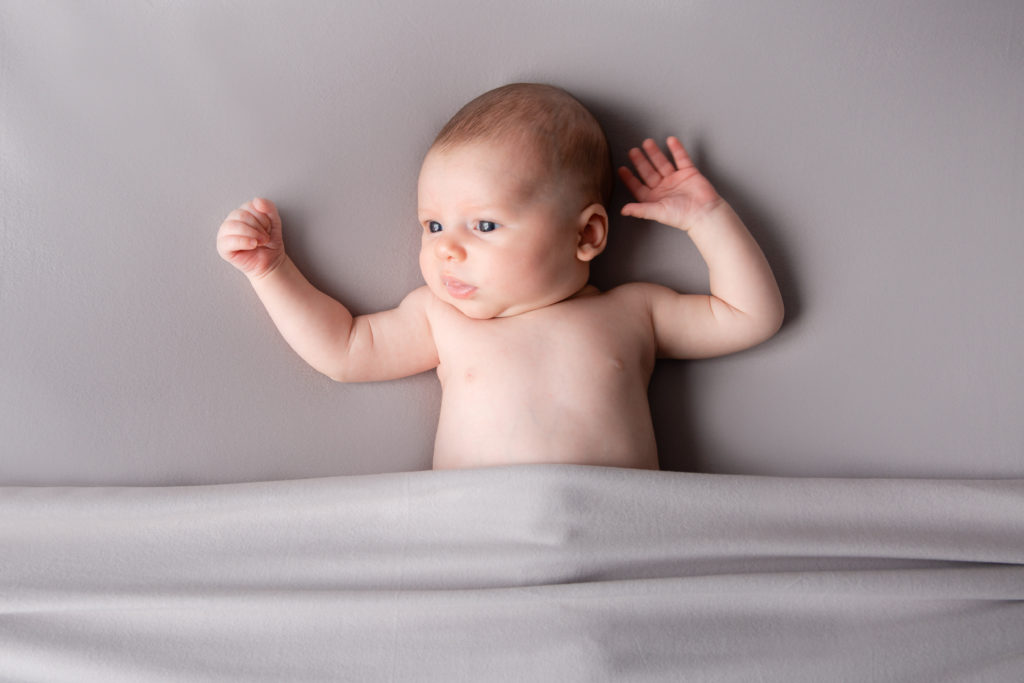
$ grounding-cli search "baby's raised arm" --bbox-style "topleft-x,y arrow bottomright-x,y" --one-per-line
216,198 -> 438,382
618,138 -> 784,359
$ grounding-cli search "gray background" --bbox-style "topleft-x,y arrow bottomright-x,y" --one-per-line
2,1 -> 1021,485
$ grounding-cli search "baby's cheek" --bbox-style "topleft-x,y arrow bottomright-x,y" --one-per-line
417,252 -> 434,280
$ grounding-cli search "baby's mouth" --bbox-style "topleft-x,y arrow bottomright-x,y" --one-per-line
443,276 -> 477,299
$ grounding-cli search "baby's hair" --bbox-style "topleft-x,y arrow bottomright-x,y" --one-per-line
431,83 -> 614,207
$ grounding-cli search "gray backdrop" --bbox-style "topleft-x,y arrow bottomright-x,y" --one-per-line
2,0 -> 1021,484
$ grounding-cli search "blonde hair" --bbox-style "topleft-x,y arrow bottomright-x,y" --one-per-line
431,83 -> 613,207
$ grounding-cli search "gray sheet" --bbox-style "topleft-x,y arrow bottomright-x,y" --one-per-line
2,465 -> 1023,681
4,2 -> 1022,483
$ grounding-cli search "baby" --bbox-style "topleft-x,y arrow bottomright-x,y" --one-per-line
216,83 -> 784,470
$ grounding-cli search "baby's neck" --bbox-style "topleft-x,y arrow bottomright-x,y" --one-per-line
564,282 -> 600,302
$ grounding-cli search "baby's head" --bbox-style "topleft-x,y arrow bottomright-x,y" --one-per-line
418,83 -> 613,319
430,83 -> 614,209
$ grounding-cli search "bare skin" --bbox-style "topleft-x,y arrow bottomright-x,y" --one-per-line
216,137 -> 783,470
427,283 -> 660,469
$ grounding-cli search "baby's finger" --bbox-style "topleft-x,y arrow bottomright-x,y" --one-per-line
253,197 -> 282,233
628,145 -> 661,187
617,166 -> 648,200
642,138 -> 676,176
665,136 -> 695,171
620,202 -> 642,219
621,200 -> 669,224
243,204 -> 273,234
620,201 -> 659,222
218,233 -> 262,255
219,219 -> 269,246
228,209 -> 269,235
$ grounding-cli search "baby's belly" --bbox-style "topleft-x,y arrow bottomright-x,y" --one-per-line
431,375 -> 659,470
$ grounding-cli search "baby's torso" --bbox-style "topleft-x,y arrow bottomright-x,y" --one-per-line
427,286 -> 660,470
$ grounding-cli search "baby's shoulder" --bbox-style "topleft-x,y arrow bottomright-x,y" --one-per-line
397,285 -> 437,313
413,285 -> 470,329
601,281 -> 675,308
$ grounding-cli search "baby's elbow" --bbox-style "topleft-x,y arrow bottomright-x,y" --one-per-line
323,327 -> 366,382
726,301 -> 784,354
307,353 -> 356,383
750,300 -> 785,346
322,355 -> 391,383
323,363 -> 360,383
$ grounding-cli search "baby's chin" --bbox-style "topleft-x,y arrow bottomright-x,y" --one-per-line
446,298 -> 518,320
457,297 -> 581,320
427,285 -> 542,320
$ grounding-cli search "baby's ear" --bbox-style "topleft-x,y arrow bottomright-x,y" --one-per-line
576,204 -> 608,262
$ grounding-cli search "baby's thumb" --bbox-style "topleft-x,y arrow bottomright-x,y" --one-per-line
621,202 -> 650,220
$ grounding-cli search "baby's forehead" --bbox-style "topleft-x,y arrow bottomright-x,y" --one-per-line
423,137 -> 554,194
428,131 -> 545,167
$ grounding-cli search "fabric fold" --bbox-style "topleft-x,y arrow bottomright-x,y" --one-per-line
2,466 -> 1022,681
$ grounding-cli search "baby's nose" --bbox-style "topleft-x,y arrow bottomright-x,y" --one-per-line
435,235 -> 466,261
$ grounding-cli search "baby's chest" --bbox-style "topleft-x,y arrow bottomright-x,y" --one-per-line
433,302 -> 655,385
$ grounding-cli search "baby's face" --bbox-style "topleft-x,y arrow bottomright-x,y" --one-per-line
417,141 -> 589,319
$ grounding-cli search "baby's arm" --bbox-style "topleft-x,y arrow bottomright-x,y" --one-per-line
619,138 -> 784,358
216,198 -> 438,381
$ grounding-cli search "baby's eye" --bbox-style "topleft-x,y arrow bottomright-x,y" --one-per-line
427,221 -> 443,233
477,220 -> 498,233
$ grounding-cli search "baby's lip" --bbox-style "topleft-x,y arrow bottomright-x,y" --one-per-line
443,276 -> 477,299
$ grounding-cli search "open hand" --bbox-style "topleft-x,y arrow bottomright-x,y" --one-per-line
216,197 -> 285,279
619,137 -> 721,231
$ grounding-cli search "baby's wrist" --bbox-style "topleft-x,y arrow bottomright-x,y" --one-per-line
247,252 -> 289,285
682,197 -> 728,234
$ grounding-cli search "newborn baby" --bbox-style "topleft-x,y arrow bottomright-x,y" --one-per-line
216,83 -> 783,470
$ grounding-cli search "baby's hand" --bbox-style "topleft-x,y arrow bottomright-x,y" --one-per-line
619,137 -> 721,232
216,197 -> 285,279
